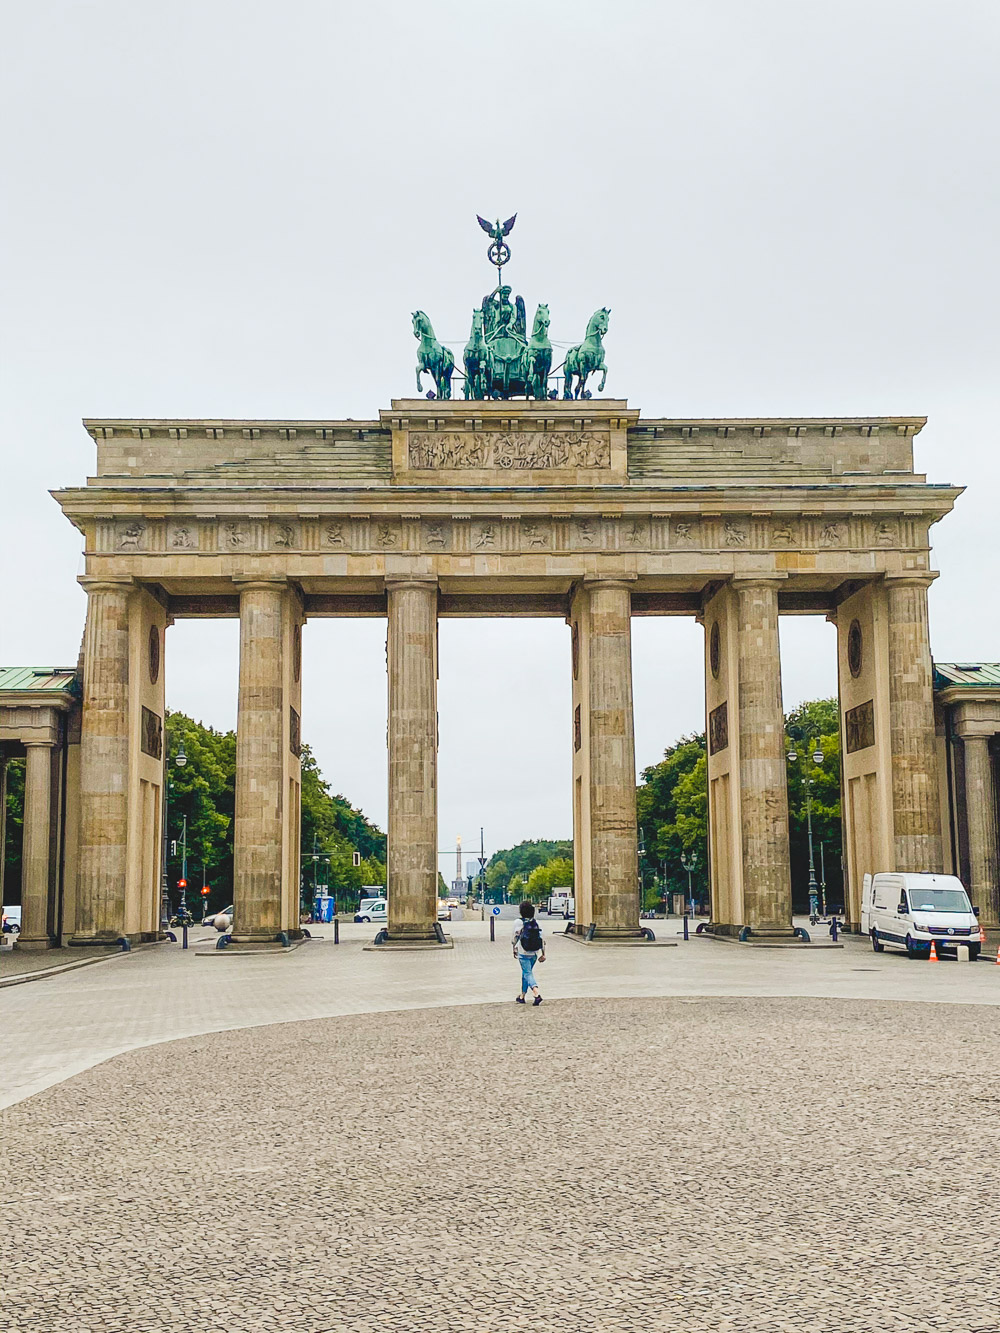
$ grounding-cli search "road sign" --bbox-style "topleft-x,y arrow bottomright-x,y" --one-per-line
490,905 -> 501,916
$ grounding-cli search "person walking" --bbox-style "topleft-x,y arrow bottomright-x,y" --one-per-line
513,900 -> 545,1005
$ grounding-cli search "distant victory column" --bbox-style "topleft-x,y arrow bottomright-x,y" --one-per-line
451,836 -> 467,897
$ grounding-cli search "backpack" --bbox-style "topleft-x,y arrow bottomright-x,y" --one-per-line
519,917 -> 542,953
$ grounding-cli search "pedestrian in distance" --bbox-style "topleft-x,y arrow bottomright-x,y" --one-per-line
513,900 -> 545,1005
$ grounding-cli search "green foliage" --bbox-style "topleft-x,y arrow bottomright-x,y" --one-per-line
525,856 -> 575,902
2,758 -> 24,898
487,839 -> 573,887
637,734 -> 709,904
635,700 -> 845,913
507,874 -> 526,902
164,712 -> 385,913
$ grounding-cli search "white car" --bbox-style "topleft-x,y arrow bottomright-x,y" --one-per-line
2,905 -> 21,934
862,872 -> 981,960
354,897 -> 387,924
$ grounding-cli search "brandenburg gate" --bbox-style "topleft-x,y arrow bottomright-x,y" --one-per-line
47,217 -> 961,949
51,397 -> 958,948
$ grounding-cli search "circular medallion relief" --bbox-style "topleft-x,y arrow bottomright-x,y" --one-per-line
709,622 -> 721,679
293,623 -> 302,683
148,625 -> 160,685
848,619 -> 863,679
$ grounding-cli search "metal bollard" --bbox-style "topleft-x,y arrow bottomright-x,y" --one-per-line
683,914 -> 690,941
334,917 -> 340,945
830,917 -> 839,942
182,923 -> 188,950
490,915 -> 495,942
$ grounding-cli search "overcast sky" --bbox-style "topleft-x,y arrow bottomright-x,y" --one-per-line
3,1 -> 998,870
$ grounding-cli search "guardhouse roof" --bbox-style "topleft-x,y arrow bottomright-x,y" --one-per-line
934,662 -> 1000,688
0,667 -> 79,695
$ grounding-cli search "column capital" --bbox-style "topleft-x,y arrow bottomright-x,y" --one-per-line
729,573 -> 788,589
955,721 -> 999,741
385,574 -> 438,593
884,571 -> 939,590
78,575 -> 134,594
232,574 -> 289,592
22,737 -> 57,748
582,573 -> 638,591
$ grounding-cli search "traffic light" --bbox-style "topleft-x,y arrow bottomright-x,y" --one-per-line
178,878 -> 187,888
170,840 -> 177,855
200,885 -> 210,897
352,851 -> 361,867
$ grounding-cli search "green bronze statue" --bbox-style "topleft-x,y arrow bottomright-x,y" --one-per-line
525,303 -> 552,400
412,310 -> 454,400
410,215 -> 612,401
564,307 -> 610,400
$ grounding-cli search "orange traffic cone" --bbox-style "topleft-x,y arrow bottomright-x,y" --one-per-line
979,924 -> 987,944
928,940 -> 939,962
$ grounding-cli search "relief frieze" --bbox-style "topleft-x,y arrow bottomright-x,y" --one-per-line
407,430 -> 610,471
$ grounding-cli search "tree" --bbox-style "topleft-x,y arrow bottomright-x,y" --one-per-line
161,713 -> 386,914
2,758 -> 25,899
635,700 -> 845,915
488,839 -> 572,887
526,856 -> 575,902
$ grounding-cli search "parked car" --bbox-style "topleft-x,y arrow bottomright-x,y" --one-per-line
354,897 -> 387,924
437,902 -> 451,920
2,906 -> 21,934
861,872 -> 981,959
202,905 -> 234,929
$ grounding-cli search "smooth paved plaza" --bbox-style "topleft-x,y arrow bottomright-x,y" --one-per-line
5,925 -> 1000,1331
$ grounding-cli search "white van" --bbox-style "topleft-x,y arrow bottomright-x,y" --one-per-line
861,872 -> 981,960
354,897 -> 387,924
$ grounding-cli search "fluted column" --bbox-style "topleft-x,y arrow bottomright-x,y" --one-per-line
386,577 -> 438,940
584,576 -> 640,937
886,574 -> 943,871
232,578 -> 287,944
16,741 -> 56,949
73,578 -> 132,943
734,577 -> 793,934
961,733 -> 999,927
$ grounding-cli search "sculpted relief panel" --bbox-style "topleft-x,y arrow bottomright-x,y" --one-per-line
407,430 -> 611,471
97,512 -> 915,559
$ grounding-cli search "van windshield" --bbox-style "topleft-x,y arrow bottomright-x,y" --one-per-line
908,888 -> 972,913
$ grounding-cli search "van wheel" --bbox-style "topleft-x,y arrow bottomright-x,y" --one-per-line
905,934 -> 924,959
871,930 -> 884,953
969,944 -> 981,962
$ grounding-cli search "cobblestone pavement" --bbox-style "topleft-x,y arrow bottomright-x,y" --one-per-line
6,920 -> 1000,1109
0,941 -> 120,982
5,995 -> 1000,1332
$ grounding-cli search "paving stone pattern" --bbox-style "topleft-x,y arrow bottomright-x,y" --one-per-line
5,996 -> 1000,1332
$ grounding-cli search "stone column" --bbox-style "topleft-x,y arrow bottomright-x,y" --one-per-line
232,579 -> 287,945
734,577 -> 793,935
584,576 -> 640,937
16,741 -> 56,950
0,757 -> 7,907
960,733 -> 999,926
386,576 -> 439,941
886,574 -> 944,871
73,578 -> 132,943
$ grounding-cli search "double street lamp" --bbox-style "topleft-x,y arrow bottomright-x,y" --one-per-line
680,849 -> 698,918
787,741 -> 825,920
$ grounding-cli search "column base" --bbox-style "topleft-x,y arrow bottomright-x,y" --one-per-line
567,923 -> 656,943
223,931 -> 305,954
705,923 -> 815,946
364,931 -> 453,951
13,936 -> 56,952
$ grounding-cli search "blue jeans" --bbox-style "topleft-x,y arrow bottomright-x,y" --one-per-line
518,953 -> 538,992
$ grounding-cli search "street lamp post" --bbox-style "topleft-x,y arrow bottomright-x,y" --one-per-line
680,850 -> 698,919
160,738 -> 187,934
787,742 -> 825,921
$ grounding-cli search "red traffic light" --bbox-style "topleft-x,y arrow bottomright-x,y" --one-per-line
200,885 -> 210,896
178,878 -> 187,888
